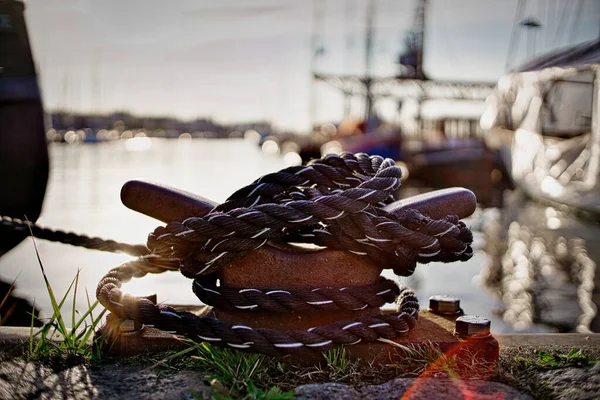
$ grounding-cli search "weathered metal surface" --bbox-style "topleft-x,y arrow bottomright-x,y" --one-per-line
120,180 -> 217,223
383,187 -> 476,220
100,308 -> 499,368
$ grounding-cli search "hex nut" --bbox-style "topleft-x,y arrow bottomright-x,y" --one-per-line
429,295 -> 461,315
455,315 -> 491,337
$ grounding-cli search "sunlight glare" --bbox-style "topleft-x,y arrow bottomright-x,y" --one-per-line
125,136 -> 152,152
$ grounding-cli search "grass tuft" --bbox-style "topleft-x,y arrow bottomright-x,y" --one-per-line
515,349 -> 597,369
187,340 -> 294,399
491,347 -> 599,399
321,347 -> 360,381
26,235 -> 106,366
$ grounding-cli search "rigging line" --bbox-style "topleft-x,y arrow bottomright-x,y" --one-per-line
505,0 -> 527,72
309,0 -> 325,128
365,0 -> 376,78
553,0 -> 572,47
568,0 -> 584,44
344,0 -> 355,117
544,0 -> 554,51
537,0 -> 544,53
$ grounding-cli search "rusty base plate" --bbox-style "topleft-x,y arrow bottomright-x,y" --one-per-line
98,307 -> 498,369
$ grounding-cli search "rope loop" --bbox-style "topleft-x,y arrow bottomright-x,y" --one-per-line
192,276 -> 401,313
96,257 -> 420,356
145,153 -> 472,278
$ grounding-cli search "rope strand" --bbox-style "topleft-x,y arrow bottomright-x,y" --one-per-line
0,216 -> 149,257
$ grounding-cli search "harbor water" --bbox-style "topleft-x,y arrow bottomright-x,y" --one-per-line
0,138 -> 598,333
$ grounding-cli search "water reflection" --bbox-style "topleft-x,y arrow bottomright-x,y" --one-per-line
479,191 -> 598,333
0,139 -> 287,325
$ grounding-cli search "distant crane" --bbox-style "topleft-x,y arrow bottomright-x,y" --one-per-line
397,0 -> 427,80
310,0 -> 493,132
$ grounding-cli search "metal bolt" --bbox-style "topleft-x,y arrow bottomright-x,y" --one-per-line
455,315 -> 491,337
121,293 -> 157,333
119,319 -> 139,333
429,295 -> 461,315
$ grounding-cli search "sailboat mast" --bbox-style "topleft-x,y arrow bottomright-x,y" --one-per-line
505,0 -> 527,72
344,0 -> 355,117
364,0 -> 375,125
414,0 -> 426,79
309,0 -> 324,130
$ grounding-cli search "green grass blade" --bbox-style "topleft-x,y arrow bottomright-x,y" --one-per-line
55,274 -> 78,344
33,322 -> 54,355
85,288 -> 95,326
29,299 -> 36,356
30,234 -> 73,339
74,303 -> 104,351
72,269 -> 80,332
80,308 -> 107,349
71,299 -> 99,332
25,231 -> 105,360
143,342 -> 197,370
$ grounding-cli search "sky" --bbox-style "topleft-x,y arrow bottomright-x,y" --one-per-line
24,0 -> 600,132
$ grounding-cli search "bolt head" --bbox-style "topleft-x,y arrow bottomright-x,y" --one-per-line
119,319 -> 142,333
455,315 -> 491,337
429,295 -> 461,315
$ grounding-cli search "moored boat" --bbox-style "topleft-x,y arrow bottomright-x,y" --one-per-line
482,39 -> 600,219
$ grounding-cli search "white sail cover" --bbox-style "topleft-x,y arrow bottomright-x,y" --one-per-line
482,39 -> 599,134
481,39 -> 600,216
517,39 -> 600,72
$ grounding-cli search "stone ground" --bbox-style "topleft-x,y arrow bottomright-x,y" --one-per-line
0,329 -> 598,399
0,357 -> 598,400
0,359 -> 212,400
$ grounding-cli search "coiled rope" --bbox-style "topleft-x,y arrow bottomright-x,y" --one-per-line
94,153 -> 473,356
0,152 -> 473,356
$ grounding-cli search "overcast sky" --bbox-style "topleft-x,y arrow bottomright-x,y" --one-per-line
25,0 -> 600,131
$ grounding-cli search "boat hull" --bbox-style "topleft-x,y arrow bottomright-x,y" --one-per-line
0,1 -> 49,255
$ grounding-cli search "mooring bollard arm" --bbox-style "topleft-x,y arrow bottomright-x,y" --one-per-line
382,187 -> 477,220
121,180 -> 218,223
122,180 -> 477,223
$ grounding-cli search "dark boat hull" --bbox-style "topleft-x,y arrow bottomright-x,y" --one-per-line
0,1 -> 49,255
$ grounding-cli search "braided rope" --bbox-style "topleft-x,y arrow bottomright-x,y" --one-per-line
193,276 -> 401,313
0,216 -> 149,257
96,256 -> 419,356
146,153 -> 472,279
91,152 -> 472,355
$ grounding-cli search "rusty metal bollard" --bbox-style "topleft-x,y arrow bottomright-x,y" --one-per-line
107,180 -> 496,366
122,180 -> 385,333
